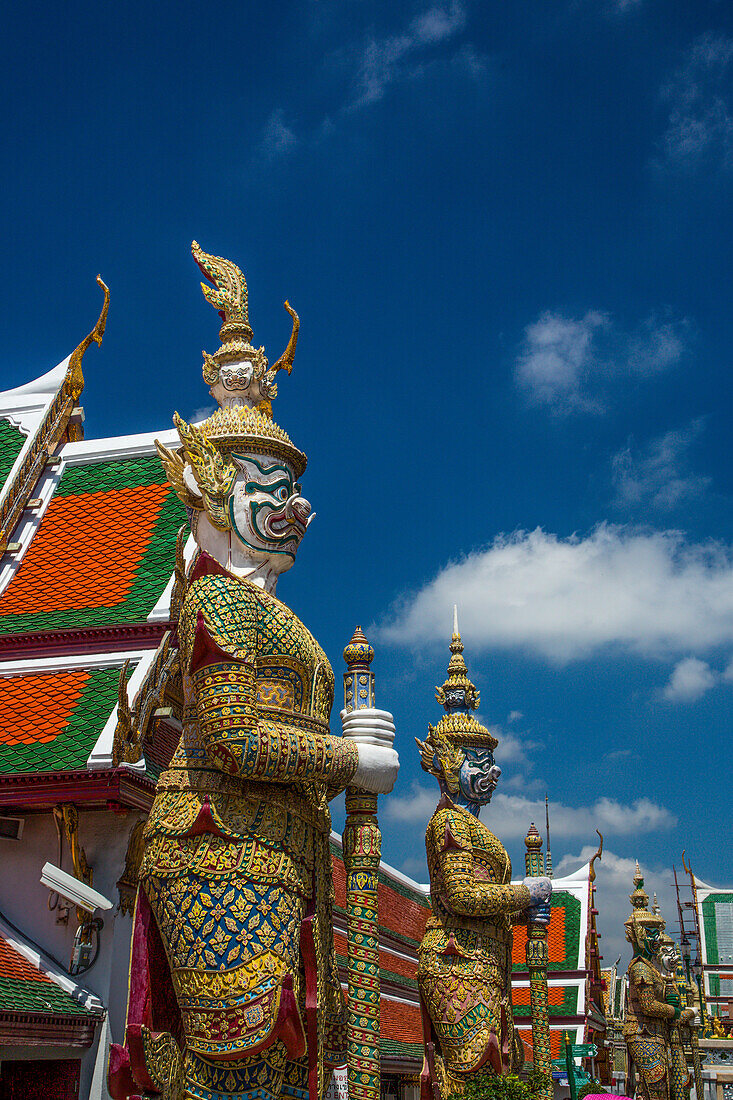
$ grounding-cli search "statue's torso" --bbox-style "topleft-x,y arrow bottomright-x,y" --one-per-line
625,956 -> 670,1042
145,569 -> 336,858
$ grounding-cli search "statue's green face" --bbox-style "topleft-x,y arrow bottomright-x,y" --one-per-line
458,747 -> 501,806
641,926 -> 661,956
228,453 -> 311,571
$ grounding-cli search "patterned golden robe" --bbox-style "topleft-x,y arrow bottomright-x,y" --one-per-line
418,796 -> 531,1090
140,554 -> 358,1099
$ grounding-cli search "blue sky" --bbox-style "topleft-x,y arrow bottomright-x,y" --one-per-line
2,0 -> 732,962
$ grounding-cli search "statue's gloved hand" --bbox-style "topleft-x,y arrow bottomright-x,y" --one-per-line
523,876 -> 552,905
352,744 -> 400,793
341,708 -> 399,794
665,990 -> 681,1019
340,708 -> 396,747
528,900 -> 552,925
680,1008 -> 696,1026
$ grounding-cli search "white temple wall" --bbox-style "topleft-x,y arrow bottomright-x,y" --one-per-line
0,806 -> 142,1099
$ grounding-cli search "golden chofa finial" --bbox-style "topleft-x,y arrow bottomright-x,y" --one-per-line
66,275 -> 110,402
191,241 -> 300,417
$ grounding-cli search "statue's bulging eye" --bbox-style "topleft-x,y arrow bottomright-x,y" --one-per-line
275,486 -> 289,501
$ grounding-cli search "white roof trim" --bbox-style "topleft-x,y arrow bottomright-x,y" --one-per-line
62,426 -> 178,466
0,460 -> 65,601
86,647 -> 159,771
0,356 -> 70,436
147,533 -> 196,623
0,911 -> 103,1012
511,977 -> 585,989
0,650 -> 150,676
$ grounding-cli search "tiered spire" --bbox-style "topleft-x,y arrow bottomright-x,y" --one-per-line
436,606 -> 481,713
428,608 -> 497,750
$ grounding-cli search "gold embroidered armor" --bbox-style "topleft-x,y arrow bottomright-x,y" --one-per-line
140,559 -> 358,1097
623,866 -> 695,1100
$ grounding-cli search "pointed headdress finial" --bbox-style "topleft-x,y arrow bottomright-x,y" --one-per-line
624,857 -> 664,947
191,240 -> 299,417
155,244 -> 307,527
438,605 -> 479,712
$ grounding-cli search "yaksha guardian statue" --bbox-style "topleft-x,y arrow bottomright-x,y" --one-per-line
623,866 -> 695,1100
417,615 -> 551,1099
109,244 -> 398,1100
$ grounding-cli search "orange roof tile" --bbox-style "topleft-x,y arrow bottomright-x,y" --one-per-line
513,906 -> 567,966
1,483 -> 170,615
517,1027 -> 566,1058
0,937 -> 53,984
512,985 -> 568,1007
0,669 -> 88,746
0,664 -> 131,773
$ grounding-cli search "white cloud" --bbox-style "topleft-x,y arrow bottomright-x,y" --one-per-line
659,34 -> 733,171
508,710 -> 524,723
724,657 -> 733,683
612,420 -> 710,511
377,525 -> 733,662
662,656 -> 717,702
260,109 -> 298,159
190,404 -> 216,423
515,311 -> 687,415
515,310 -> 608,414
350,1 -> 467,109
386,785 -> 676,839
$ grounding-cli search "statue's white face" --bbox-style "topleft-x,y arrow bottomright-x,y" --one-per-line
227,453 -> 311,572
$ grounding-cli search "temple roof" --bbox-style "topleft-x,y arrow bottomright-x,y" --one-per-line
0,935 -> 93,1016
0,915 -> 102,1025
0,659 -> 136,774
0,451 -> 186,635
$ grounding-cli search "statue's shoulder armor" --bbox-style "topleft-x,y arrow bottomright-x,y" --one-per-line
427,801 -> 473,852
629,956 -> 661,986
179,562 -> 260,666
177,552 -> 334,723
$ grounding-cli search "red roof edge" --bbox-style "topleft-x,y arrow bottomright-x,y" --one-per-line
0,767 -> 155,812
0,622 -> 174,660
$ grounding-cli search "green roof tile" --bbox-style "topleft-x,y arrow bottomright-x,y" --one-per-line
0,974 -> 95,1016
0,419 -> 25,490
0,664 -> 134,774
0,454 -> 187,634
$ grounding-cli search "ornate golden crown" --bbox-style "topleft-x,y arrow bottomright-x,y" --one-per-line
416,612 -> 497,791
156,244 -> 306,528
624,862 -> 665,947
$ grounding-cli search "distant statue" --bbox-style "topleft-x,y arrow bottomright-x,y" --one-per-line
416,616 -> 551,1099
623,868 -> 695,1100
109,243 -> 398,1100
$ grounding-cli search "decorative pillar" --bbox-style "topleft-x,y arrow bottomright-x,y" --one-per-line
525,823 -> 552,1100
342,628 -> 382,1100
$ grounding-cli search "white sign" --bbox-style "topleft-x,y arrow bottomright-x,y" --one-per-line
325,1066 -> 348,1100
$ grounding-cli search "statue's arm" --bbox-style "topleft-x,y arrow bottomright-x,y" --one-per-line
435,813 -> 531,918
189,609 -> 358,787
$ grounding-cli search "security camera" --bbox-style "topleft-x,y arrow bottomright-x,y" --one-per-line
40,863 -> 113,914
